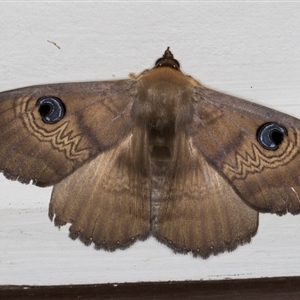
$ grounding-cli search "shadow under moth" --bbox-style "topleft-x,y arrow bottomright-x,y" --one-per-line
1,48 -> 299,258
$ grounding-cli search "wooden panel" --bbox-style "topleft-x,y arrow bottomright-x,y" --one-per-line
1,277 -> 300,299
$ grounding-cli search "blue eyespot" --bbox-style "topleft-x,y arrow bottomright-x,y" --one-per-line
257,123 -> 287,150
37,96 -> 65,124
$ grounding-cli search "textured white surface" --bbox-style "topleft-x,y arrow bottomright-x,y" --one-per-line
1,2 -> 300,285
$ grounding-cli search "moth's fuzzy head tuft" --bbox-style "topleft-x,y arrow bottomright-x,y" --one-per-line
154,47 -> 180,70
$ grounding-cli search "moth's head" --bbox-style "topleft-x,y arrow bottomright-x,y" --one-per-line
154,47 -> 180,70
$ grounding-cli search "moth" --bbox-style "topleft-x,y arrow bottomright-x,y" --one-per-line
1,48 -> 300,258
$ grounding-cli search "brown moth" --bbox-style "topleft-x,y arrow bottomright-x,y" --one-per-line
0,48 -> 300,258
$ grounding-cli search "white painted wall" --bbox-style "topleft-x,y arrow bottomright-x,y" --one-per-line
1,2 -> 300,285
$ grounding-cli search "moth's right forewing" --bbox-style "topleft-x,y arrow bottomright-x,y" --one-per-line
190,85 -> 300,215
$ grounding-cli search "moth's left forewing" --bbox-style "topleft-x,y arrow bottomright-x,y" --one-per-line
0,80 -> 136,186
190,85 -> 300,215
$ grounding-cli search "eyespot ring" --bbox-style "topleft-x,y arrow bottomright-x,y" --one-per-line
257,122 -> 287,150
37,96 -> 65,124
